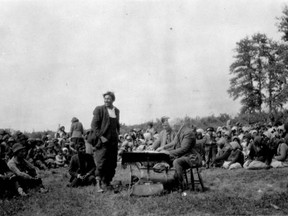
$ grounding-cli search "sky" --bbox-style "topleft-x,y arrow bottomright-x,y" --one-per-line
0,0 -> 287,132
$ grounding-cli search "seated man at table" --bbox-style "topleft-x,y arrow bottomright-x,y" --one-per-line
68,142 -> 96,188
148,116 -> 176,151
156,119 -> 202,191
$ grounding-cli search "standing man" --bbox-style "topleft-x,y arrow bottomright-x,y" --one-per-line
70,117 -> 84,145
90,91 -> 120,192
204,127 -> 217,169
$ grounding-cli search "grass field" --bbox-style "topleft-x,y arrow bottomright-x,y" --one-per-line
1,164 -> 288,216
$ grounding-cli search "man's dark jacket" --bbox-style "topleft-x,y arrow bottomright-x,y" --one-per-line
89,105 -> 120,145
69,153 -> 96,180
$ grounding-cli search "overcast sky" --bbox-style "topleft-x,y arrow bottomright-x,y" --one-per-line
0,0 -> 287,132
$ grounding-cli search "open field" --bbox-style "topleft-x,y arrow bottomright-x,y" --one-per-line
1,165 -> 288,216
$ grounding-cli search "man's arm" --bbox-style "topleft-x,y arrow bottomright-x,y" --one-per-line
161,138 -> 176,150
91,107 -> 103,138
151,138 -> 161,150
116,108 -> 120,134
0,160 -> 14,178
168,131 -> 194,158
214,148 -> 232,162
151,131 -> 163,150
8,160 -> 33,179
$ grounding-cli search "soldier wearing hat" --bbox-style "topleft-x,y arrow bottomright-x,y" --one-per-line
7,143 -> 48,194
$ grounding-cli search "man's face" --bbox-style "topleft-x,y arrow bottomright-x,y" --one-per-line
196,133 -> 202,140
104,95 -> 113,107
162,121 -> 170,131
18,149 -> 27,159
171,123 -> 180,132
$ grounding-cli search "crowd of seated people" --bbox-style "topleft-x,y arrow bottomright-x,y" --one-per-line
2,118 -> 288,198
118,119 -> 288,172
0,127 -> 76,198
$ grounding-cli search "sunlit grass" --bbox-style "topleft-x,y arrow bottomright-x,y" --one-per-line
1,166 -> 288,216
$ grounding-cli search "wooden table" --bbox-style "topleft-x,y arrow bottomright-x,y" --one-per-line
121,151 -> 173,186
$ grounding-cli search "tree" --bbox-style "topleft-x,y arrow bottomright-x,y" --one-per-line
277,6 -> 288,42
228,35 -> 266,113
263,42 -> 288,113
229,33 -> 288,115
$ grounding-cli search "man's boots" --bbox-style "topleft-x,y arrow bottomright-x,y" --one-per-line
96,177 -> 104,193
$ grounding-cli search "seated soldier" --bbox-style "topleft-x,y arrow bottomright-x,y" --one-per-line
222,141 -> 244,170
7,143 -> 48,194
212,138 -> 232,167
0,144 -> 27,197
243,136 -> 272,170
68,142 -> 96,188
156,119 -> 202,191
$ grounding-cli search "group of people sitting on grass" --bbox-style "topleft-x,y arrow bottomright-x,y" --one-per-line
0,130 -> 51,198
0,117 -> 88,198
194,123 -> 288,170
2,116 -> 288,197
118,118 -> 288,171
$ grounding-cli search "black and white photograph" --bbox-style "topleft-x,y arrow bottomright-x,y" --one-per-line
1,0 -> 288,215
